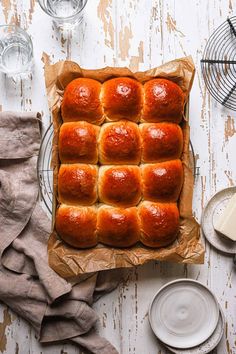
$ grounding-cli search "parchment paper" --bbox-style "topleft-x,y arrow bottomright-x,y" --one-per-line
45,56 -> 204,278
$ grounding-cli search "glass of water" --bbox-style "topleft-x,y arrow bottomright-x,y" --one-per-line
0,26 -> 33,76
38,0 -> 88,29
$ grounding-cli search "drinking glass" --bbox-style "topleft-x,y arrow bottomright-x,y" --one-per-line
38,0 -> 88,29
0,25 -> 33,75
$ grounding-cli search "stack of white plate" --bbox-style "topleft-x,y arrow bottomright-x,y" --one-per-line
149,279 -> 225,354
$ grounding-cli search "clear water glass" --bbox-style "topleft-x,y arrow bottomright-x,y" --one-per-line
38,0 -> 88,29
0,26 -> 33,75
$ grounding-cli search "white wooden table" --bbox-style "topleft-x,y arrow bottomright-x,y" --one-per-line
0,1 -> 236,353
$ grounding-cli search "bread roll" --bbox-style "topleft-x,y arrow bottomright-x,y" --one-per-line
97,205 -> 139,247
142,78 -> 185,123
59,122 -> 100,164
58,164 -> 98,205
139,201 -> 179,247
98,166 -> 142,207
55,205 -> 98,248
61,78 -> 104,124
141,160 -> 183,202
140,122 -> 183,163
102,77 -> 143,122
99,121 -> 141,164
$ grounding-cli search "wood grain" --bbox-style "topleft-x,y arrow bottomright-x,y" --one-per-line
0,0 -> 236,353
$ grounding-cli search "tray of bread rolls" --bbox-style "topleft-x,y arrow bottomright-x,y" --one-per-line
43,57 -> 204,277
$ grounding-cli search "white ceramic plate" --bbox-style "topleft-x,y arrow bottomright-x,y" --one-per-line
165,304 -> 225,353
201,186 -> 236,254
149,279 -> 219,349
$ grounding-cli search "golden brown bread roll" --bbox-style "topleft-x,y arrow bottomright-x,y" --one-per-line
58,164 -> 98,205
140,123 -> 183,163
142,78 -> 185,123
139,201 -> 179,247
141,160 -> 183,202
55,205 -> 98,248
102,77 -> 143,122
61,78 -> 104,124
59,122 -> 100,164
97,205 -> 139,247
99,121 -> 141,165
98,166 -> 142,207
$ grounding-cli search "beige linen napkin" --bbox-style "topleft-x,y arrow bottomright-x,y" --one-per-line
0,111 -> 120,354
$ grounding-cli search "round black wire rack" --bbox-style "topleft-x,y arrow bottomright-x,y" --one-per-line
201,16 -> 236,111
37,124 -> 199,214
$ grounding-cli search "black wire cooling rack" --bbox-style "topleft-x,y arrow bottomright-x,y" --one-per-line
37,123 -> 54,214
201,16 -> 236,111
37,124 -> 199,214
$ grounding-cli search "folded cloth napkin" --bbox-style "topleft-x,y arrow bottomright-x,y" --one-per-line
0,112 -> 120,354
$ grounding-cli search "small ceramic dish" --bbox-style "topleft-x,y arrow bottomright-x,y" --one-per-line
149,279 -> 219,349
201,186 -> 236,254
165,303 -> 225,353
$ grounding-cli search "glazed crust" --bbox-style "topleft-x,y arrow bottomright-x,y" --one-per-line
140,122 -> 183,163
141,160 -> 183,202
102,77 -> 143,122
142,78 -> 185,123
99,121 -> 141,164
55,205 -> 98,248
139,202 -> 179,247
98,166 -> 142,207
61,78 -> 104,124
59,122 -> 99,164
97,206 -> 140,247
58,164 -> 98,206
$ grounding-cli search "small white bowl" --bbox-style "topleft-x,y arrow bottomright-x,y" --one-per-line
148,279 -> 219,349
